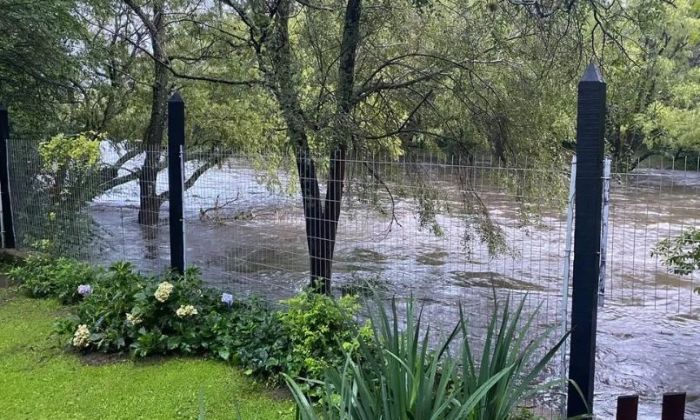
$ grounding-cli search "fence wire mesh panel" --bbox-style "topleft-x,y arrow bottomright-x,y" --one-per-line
184,150 -> 571,415
604,155 -> 699,309
7,139 -> 170,274
594,155 -> 700,418
184,151 -> 568,306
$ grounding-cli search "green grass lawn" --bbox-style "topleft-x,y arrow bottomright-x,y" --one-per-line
0,288 -> 294,419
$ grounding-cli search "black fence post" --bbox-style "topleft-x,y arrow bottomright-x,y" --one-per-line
567,63 -> 606,417
616,395 -> 639,420
0,104 -> 16,248
168,92 -> 185,274
661,392 -> 686,420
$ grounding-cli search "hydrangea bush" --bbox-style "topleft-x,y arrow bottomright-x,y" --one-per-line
9,255 -> 100,304
55,263 -> 229,357
39,258 -> 364,387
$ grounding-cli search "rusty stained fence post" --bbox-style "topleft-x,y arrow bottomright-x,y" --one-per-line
616,392 -> 686,420
662,392 -> 686,420
616,395 -> 639,420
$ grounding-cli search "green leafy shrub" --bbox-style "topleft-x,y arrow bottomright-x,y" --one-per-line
57,261 -> 144,352
228,298 -> 291,381
13,256 -> 371,388
653,227 -> 700,282
13,133 -> 103,256
286,295 -> 568,419
55,263 -> 231,357
9,254 -> 100,304
279,292 -> 365,381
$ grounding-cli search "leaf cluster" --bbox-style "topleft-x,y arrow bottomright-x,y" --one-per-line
9,254 -> 100,304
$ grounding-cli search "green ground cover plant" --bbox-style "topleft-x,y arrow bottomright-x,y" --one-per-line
9,254 -> 100,304
9,255 -> 363,389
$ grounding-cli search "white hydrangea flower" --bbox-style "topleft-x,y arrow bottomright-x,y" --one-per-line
175,304 -> 198,318
154,281 -> 174,302
126,312 -> 142,326
72,324 -> 91,348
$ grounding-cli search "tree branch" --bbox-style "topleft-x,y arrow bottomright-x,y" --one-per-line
158,151 -> 233,202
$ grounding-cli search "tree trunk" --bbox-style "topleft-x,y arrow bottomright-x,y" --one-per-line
268,0 -> 361,294
295,147 -> 328,292
314,0 -> 361,292
137,147 -> 162,225
134,1 -> 169,226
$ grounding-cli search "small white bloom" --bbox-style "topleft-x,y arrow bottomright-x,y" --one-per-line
176,304 -> 198,318
72,324 -> 91,348
154,282 -> 174,302
126,312 -> 142,326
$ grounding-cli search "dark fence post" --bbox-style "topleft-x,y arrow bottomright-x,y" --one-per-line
616,395 -> 639,420
567,63 -> 606,417
662,392 -> 686,420
168,92 -> 185,274
0,104 -> 16,248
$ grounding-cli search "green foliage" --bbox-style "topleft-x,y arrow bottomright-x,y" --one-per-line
11,132 -> 106,256
9,256 -> 362,389
37,132 -> 103,209
13,0 -> 699,295
279,292 -> 364,380
0,0 -> 82,137
286,295 -> 568,419
603,0 -> 700,169
8,254 -> 100,304
212,291 -> 366,388
227,298 -> 291,381
654,228 -> 700,294
54,263 -> 229,357
38,132 -> 102,175
9,256 -> 570,417
457,296 -> 568,420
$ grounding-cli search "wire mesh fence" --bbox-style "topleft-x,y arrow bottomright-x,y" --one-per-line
7,140 -> 171,273
605,155 -> 699,311
594,155 -> 700,418
4,138 -> 699,417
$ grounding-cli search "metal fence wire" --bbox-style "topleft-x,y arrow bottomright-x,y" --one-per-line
5,138 -> 699,417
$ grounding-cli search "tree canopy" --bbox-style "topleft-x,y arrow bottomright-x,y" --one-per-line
2,0 -> 698,292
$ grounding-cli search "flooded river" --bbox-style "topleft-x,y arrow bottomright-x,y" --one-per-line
75,158 -> 700,417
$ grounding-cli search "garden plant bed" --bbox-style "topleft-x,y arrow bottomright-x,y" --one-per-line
0,288 -> 293,419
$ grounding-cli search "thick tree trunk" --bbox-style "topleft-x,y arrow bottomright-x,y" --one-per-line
136,2 -> 169,226
314,0 -> 361,291
295,148 -> 328,292
293,147 -> 347,294
268,0 -> 361,294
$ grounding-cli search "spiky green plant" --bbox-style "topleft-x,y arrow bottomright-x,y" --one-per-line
285,294 -> 569,420
458,295 -> 569,419
285,298 -> 510,419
